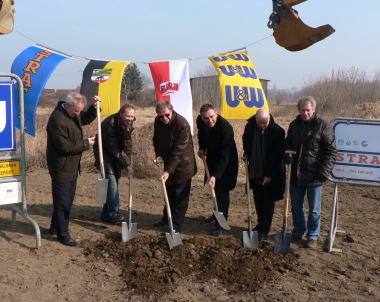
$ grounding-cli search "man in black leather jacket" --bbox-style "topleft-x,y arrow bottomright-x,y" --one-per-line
284,96 -> 337,248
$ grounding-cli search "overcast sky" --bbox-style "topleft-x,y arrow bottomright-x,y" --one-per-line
1,1 -> 379,90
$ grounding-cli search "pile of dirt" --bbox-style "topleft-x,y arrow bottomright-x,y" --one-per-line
354,102 -> 380,119
81,235 -> 299,297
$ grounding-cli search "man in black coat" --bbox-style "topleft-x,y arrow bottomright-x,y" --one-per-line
242,109 -> 285,241
46,92 -> 100,246
197,104 -> 238,236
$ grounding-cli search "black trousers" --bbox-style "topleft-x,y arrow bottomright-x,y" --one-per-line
214,183 -> 230,229
50,178 -> 77,241
251,183 -> 275,234
162,178 -> 192,233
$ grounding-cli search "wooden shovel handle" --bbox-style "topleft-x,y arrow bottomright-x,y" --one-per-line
284,151 -> 296,216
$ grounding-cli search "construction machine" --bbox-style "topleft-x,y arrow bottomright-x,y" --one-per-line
0,0 -> 15,35
268,0 -> 335,51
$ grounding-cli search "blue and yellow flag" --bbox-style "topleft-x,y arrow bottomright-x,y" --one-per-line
210,50 -> 269,119
11,45 -> 69,137
80,60 -> 129,116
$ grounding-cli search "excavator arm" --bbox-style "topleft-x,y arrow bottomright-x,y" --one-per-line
0,0 -> 15,35
268,0 -> 335,51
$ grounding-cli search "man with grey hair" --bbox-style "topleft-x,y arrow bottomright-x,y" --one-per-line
284,96 -> 337,248
242,108 -> 285,241
46,92 -> 100,246
153,100 -> 197,233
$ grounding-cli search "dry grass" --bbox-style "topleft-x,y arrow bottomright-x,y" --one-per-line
14,100 -> 380,178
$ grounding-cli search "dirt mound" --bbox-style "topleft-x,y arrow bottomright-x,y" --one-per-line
354,102 -> 380,118
81,235 -> 299,297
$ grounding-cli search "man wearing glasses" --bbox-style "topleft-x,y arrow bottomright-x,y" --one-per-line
153,100 -> 197,233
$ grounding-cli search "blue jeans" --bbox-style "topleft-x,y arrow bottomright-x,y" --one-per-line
101,174 -> 120,221
289,184 -> 323,240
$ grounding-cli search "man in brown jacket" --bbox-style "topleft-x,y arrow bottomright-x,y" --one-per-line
153,100 -> 197,233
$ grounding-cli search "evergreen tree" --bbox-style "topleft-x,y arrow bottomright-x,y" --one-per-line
121,63 -> 143,101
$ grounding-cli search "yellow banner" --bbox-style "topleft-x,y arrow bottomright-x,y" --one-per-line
210,51 -> 269,119
0,161 -> 20,178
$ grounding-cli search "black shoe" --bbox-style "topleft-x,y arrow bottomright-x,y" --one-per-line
109,214 -> 124,225
258,232 -> 268,241
58,237 -> 79,247
49,227 -> 71,235
154,218 -> 168,227
212,227 -> 223,237
203,215 -> 216,223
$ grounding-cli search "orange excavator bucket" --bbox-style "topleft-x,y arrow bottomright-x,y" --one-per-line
0,0 -> 15,35
273,4 -> 335,51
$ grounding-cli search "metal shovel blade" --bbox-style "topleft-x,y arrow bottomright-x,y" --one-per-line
165,231 -> 182,250
121,221 -> 137,242
96,178 -> 108,204
274,230 -> 292,255
243,230 -> 259,249
212,209 -> 231,230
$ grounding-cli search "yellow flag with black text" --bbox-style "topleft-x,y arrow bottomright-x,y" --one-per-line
210,51 -> 269,119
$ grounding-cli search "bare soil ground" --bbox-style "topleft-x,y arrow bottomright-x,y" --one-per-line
0,168 -> 379,302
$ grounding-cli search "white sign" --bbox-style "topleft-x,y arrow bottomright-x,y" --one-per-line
0,182 -> 21,205
332,122 -> 380,182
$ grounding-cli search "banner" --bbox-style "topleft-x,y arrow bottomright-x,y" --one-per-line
80,60 -> 129,116
11,45 -> 69,137
210,50 -> 269,119
148,60 -> 193,134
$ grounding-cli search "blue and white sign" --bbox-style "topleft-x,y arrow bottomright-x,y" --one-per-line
0,82 -> 16,152
332,122 -> 380,183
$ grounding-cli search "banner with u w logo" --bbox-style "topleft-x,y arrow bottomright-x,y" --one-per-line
210,50 -> 269,119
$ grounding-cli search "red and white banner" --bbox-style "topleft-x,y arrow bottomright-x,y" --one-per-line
148,60 -> 193,134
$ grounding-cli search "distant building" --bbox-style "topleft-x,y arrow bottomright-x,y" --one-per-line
190,75 -> 269,108
42,88 -> 56,95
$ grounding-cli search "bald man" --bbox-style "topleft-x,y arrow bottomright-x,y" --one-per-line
242,109 -> 286,241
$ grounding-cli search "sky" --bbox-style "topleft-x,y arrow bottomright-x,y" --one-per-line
1,0 -> 380,90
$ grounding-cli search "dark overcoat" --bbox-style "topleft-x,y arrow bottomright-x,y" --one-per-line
46,101 -> 97,182
153,111 -> 197,185
242,114 -> 285,202
196,115 -> 238,192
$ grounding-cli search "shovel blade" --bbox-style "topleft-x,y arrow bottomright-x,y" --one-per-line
96,178 -> 109,204
165,231 -> 182,250
274,230 -> 292,255
121,221 -> 137,242
243,230 -> 259,249
212,210 -> 231,230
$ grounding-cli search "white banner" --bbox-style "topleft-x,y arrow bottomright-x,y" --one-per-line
332,122 -> 380,182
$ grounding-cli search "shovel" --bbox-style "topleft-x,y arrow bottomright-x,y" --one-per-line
242,158 -> 259,249
202,156 -> 231,230
95,102 -> 108,204
122,152 -> 137,242
274,150 -> 296,255
156,160 -> 182,250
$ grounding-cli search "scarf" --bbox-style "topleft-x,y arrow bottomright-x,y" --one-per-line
119,120 -> 133,156
249,126 -> 266,185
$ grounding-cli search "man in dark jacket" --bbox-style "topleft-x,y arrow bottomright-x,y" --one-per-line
242,109 -> 285,241
285,96 -> 337,249
153,100 -> 197,233
197,104 -> 238,236
94,104 -> 135,224
46,92 -> 99,246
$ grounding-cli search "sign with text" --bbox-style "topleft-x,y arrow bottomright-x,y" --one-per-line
0,182 -> 21,205
0,161 -> 20,178
332,122 -> 380,182
0,82 -> 16,151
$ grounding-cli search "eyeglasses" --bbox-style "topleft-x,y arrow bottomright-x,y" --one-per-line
158,113 -> 171,119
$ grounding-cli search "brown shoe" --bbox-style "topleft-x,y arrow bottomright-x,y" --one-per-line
306,239 -> 317,248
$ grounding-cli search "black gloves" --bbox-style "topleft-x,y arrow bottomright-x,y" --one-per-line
284,153 -> 294,165
317,174 -> 328,183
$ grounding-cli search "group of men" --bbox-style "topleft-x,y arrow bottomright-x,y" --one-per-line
46,92 -> 336,249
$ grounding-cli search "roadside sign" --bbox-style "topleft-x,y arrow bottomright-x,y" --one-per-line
0,160 -> 20,178
0,82 -> 16,151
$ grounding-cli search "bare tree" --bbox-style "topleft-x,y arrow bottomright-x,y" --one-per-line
275,90 -> 287,105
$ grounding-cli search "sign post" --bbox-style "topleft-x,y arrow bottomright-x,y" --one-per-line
0,73 -> 41,249
328,117 -> 380,253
